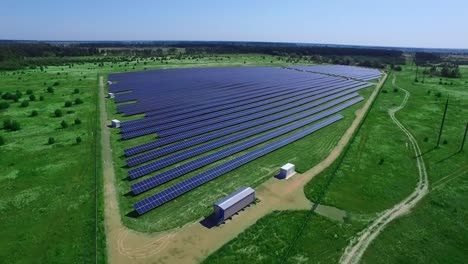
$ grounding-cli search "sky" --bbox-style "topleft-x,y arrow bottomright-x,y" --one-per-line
1,0 -> 467,49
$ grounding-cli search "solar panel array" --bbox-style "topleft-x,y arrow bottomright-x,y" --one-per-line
289,65 -> 383,81
107,65 -> 378,215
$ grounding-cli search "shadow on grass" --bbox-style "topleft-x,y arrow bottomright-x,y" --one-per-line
417,146 -> 437,158
437,151 -> 460,164
125,210 -> 139,218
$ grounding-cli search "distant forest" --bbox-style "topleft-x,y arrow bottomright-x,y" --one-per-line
0,41 -> 455,71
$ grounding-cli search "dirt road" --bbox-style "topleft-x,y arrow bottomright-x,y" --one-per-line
101,74 -> 387,264
340,74 -> 429,264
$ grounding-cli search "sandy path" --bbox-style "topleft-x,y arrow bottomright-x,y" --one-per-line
101,74 -> 387,264
340,74 -> 429,264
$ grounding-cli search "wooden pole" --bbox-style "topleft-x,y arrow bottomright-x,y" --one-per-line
436,97 -> 449,148
460,122 -> 468,152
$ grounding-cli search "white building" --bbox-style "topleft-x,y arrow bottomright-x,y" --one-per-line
111,119 -> 121,128
277,163 -> 296,179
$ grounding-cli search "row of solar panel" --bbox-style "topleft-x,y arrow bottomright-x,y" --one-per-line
123,85 -> 369,156
120,77 -> 351,131
133,114 -> 344,214
119,75 -> 334,116
128,96 -> 364,183
121,83 -> 370,140
126,96 -> 364,167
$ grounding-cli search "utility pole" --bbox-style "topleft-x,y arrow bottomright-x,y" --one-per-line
415,64 -> 419,82
460,122 -> 468,152
436,96 -> 449,148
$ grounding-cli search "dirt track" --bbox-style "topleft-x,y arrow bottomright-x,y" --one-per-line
100,74 -> 387,264
339,75 -> 429,264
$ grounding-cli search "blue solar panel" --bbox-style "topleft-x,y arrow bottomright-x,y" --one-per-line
133,114 -> 344,214
126,96 -> 364,167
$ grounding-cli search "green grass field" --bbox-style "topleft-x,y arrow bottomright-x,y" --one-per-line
0,53 -> 331,262
205,65 -> 468,263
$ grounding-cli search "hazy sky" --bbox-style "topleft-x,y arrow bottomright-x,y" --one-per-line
1,0 -> 467,48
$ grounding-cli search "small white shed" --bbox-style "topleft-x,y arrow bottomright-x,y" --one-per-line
107,81 -> 112,85
278,163 -> 296,179
111,119 -> 121,128
107,92 -> 115,98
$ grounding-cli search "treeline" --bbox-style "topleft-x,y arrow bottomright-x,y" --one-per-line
423,63 -> 462,78
0,43 -> 100,70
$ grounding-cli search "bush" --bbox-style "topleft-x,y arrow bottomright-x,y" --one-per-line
53,81 -> 60,86
64,101 -> 72,107
26,89 -> 33,95
29,94 -> 36,101
61,120 -> 68,128
1,92 -> 12,100
48,137 -> 55,145
47,87 -> 54,93
74,118 -> 81,125
0,135 -> 4,146
39,96 -> 44,101
20,101 -> 29,107
3,119 -> 12,130
424,137 -> 428,142
393,88 -> 398,93
379,158 -> 385,165
435,92 -> 442,98
10,120 -> 21,131
0,102 -> 9,109
54,109 -> 63,117
73,88 -> 80,94
15,90 -> 23,98
75,98 -> 83,105
381,90 -> 388,93
31,110 -> 38,117
76,136 -> 82,144
393,65 -> 402,71
443,139 -> 448,145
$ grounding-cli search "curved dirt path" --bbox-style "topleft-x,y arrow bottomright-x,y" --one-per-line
340,74 -> 429,264
101,74 -> 387,264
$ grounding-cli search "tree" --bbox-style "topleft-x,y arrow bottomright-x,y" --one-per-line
39,95 -> 44,101
74,118 -> 81,125
0,102 -> 9,109
76,136 -> 82,144
20,100 -> 29,107
54,109 -> 63,117
74,98 -> 83,105
64,101 -> 72,107
48,137 -> 55,145
29,94 -> 36,101
61,120 -> 68,128
47,87 -> 54,93
10,120 -> 21,131
26,89 -> 33,95
31,110 -> 38,117
73,88 -> 80,94
0,135 -> 4,146
53,81 -> 60,86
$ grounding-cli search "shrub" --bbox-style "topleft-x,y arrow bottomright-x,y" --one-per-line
393,88 -> 398,93
39,95 -> 44,101
0,135 -> 4,146
381,90 -> 388,93
0,102 -> 9,109
379,158 -> 385,165
48,137 -> 55,145
73,88 -> 80,94
10,120 -> 21,131
15,90 -> 23,98
31,110 -> 38,117
20,101 -> 29,107
76,136 -> 82,144
74,98 -> 83,105
1,92 -> 12,100
64,101 -> 72,107
29,94 -> 36,101
26,89 -> 33,95
424,137 -> 428,142
74,118 -> 81,125
443,139 -> 448,145
61,120 -> 68,128
54,109 -> 63,117
47,87 -> 54,93
3,119 -> 12,130
435,92 -> 442,98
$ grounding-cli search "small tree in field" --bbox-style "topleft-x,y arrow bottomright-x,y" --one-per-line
64,101 -> 72,107
29,94 -> 36,101
74,118 -> 81,125
31,110 -> 38,117
76,136 -> 82,144
54,109 -> 63,117
0,135 -> 4,145
20,101 -> 29,107
48,137 -> 55,145
74,98 -> 83,105
61,120 -> 68,128
39,95 -> 44,101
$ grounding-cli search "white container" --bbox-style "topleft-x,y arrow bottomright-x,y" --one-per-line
278,163 -> 296,179
108,92 -> 115,98
111,119 -> 121,128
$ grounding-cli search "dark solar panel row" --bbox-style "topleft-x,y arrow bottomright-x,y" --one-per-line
120,79 -> 359,133
133,114 -> 344,214
128,95 -> 363,181
121,83 -> 370,140
126,96 -> 364,167
123,86 -> 368,156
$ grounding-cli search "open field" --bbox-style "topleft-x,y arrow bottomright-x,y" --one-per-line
0,54 -> 315,263
205,66 -> 468,262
